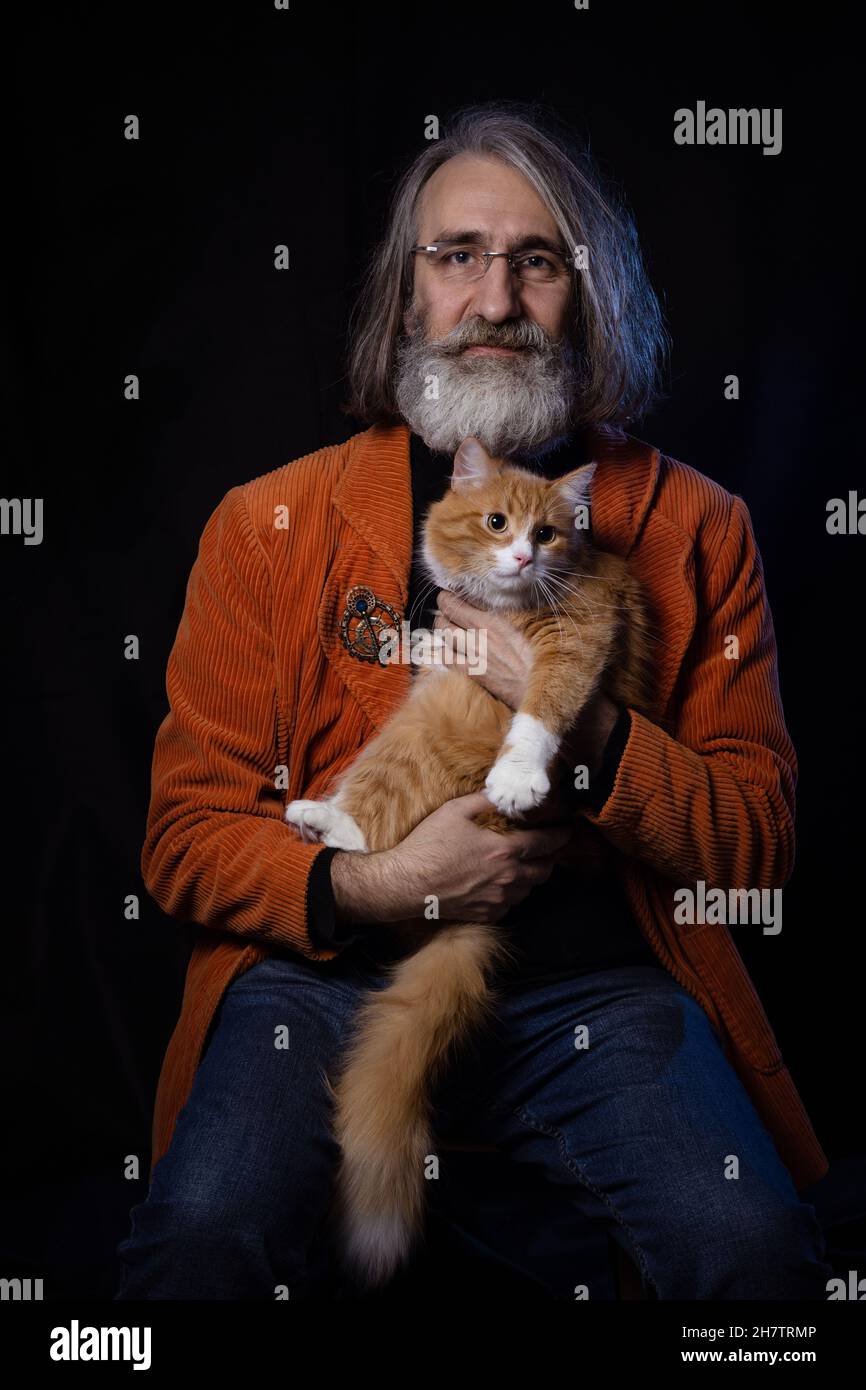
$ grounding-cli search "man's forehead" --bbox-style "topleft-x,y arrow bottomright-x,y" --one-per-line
416,153 -> 560,239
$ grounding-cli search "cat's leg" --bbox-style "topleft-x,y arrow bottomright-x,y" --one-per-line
483,714 -> 560,818
306,673 -> 505,855
484,630 -> 612,818
284,791 -> 368,852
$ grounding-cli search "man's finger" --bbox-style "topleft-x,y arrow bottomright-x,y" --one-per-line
512,824 -> 574,856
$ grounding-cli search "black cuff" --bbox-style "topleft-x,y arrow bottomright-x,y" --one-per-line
562,707 -> 632,813
305,846 -> 374,951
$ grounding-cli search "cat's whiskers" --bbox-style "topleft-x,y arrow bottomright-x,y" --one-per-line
544,570 -> 656,648
531,574 -> 581,652
542,569 -> 594,625
529,575 -> 563,647
541,569 -> 601,623
407,574 -> 444,628
543,570 -> 661,646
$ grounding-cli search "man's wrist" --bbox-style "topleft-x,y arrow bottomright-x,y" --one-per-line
330,848 -> 404,926
306,845 -> 374,951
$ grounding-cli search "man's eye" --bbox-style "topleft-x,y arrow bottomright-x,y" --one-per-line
536,525 -> 557,544
440,247 -> 476,266
487,513 -> 508,532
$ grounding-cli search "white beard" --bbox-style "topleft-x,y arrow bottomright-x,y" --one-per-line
394,316 -> 581,461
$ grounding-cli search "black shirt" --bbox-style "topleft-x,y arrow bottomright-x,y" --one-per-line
303,429 -> 655,976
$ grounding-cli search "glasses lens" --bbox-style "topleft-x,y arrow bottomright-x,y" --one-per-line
516,252 -> 564,282
428,245 -> 566,282
432,245 -> 484,279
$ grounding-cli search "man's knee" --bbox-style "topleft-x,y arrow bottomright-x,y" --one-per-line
116,1185 -> 333,1299
649,1186 -> 829,1299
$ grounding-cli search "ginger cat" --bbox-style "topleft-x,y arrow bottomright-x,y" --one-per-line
285,436 -> 652,1289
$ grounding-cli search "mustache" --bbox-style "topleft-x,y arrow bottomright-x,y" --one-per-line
420,316 -> 556,356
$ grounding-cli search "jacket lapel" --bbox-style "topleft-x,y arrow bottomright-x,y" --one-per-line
317,421 -> 697,732
316,425 -> 414,733
587,425 -> 696,717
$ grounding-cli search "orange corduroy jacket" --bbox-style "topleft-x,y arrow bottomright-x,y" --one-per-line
142,421 -> 829,1193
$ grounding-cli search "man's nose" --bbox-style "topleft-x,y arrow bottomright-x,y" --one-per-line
466,258 -> 523,321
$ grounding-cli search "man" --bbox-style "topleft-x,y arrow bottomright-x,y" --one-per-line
115,103 -> 831,1300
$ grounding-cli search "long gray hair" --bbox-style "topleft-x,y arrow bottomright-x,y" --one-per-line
344,101 -> 670,428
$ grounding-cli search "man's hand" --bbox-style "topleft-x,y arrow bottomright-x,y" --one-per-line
330,791 -> 575,927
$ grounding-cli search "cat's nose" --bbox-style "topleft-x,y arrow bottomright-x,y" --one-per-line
514,551 -> 532,569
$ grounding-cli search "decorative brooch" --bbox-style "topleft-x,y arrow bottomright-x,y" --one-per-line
339,585 -> 401,665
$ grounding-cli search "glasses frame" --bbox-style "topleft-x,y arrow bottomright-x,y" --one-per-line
409,241 -> 575,283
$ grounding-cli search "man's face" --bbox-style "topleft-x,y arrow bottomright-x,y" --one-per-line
406,153 -> 573,345
394,153 -> 580,460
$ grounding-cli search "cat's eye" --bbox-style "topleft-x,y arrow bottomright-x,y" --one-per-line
486,513 -> 508,532
535,525 -> 557,544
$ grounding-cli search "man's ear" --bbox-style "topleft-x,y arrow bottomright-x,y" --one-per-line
450,437 -> 500,492
554,461 -> 597,511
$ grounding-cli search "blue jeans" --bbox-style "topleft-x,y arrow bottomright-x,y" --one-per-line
114,948 -> 832,1300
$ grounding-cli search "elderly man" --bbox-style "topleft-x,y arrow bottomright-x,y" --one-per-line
115,103 -> 831,1300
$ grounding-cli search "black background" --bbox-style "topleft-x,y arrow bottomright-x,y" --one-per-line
3,0 -> 863,1299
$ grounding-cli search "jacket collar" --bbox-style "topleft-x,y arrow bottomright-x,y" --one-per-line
321,421 -> 667,733
332,420 -> 662,589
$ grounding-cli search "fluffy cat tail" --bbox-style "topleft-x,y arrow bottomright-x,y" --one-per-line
327,921 -> 516,1289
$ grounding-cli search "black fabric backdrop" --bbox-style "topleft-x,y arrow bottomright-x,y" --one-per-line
3,0 -> 863,1298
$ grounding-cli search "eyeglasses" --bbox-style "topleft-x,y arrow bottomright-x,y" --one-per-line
410,241 -> 574,284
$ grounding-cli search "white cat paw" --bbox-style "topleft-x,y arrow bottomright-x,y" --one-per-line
484,713 -> 558,818
284,799 -> 368,851
484,755 -> 551,818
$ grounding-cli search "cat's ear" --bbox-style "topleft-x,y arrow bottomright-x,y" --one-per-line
554,461 -> 597,512
450,437 -> 500,492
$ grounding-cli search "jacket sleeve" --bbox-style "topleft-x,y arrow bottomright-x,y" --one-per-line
140,483 -> 345,962
584,494 -> 797,891
306,845 -> 377,950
